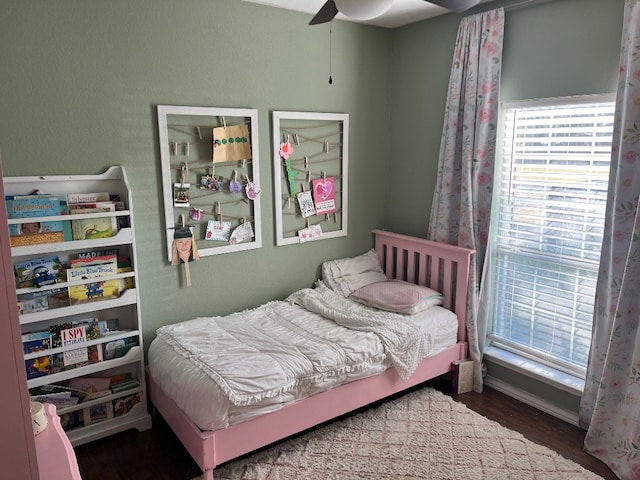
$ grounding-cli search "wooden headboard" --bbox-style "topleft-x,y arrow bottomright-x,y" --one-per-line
372,229 -> 475,344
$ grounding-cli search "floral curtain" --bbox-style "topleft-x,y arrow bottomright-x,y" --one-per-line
579,1 -> 640,479
427,8 -> 504,392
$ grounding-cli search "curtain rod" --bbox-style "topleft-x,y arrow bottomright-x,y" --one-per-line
503,0 -> 555,12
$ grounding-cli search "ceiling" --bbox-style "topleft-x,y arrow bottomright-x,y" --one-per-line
241,0 -> 494,29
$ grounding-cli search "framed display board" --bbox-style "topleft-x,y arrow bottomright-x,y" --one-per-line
157,105 -> 261,260
272,111 -> 349,246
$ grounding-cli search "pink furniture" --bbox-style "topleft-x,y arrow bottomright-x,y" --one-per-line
34,403 -> 82,480
147,229 -> 475,480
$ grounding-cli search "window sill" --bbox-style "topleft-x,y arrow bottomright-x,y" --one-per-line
483,346 -> 585,396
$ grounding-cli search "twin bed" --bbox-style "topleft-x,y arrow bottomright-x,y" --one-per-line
146,230 -> 475,480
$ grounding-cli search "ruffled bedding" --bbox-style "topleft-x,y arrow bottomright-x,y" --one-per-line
148,283 -> 458,431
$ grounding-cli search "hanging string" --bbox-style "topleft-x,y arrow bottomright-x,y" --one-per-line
328,21 -> 333,85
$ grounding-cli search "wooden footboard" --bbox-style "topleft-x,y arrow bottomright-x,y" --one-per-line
147,230 -> 474,480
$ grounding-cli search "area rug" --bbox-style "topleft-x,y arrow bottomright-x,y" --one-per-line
199,388 -> 602,479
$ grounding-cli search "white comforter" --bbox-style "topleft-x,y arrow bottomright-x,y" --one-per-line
149,283 -> 458,430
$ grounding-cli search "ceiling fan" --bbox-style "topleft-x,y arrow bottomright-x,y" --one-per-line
309,0 -> 482,25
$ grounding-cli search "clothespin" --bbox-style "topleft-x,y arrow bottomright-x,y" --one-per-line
196,127 -> 202,140
171,142 -> 178,156
322,171 -> 326,180
333,212 -> 337,223
184,142 -> 190,156
221,117 -> 227,129
241,159 -> 246,168
294,134 -> 300,146
324,141 -> 329,153
305,219 -> 310,228
287,197 -> 291,209
180,163 -> 188,185
306,170 -> 312,183
304,156 -> 309,169
216,201 -> 222,221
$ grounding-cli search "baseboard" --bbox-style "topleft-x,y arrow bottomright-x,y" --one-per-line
484,375 -> 580,427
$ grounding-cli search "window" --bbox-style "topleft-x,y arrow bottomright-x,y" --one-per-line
489,95 -> 615,378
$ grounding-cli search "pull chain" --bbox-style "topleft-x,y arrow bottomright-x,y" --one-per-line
328,21 -> 333,85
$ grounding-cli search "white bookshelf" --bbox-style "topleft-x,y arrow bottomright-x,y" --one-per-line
3,166 -> 151,446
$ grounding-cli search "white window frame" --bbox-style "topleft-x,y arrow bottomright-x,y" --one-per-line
488,94 -> 616,381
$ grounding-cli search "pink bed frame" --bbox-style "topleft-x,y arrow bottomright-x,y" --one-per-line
147,230 -> 475,480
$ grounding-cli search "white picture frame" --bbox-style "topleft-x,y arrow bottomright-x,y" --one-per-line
272,111 -> 349,246
157,105 -> 261,260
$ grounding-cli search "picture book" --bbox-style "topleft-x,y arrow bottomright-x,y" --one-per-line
103,337 -> 137,360
61,325 -> 89,367
70,253 -> 117,269
66,192 -> 110,204
72,317 -> 118,339
22,330 -> 51,354
82,390 -> 114,425
30,383 -> 90,403
113,392 -> 141,417
51,345 -> 102,373
109,378 -> 140,394
25,355 -> 53,379
75,248 -> 120,260
70,202 -> 117,240
69,376 -> 111,393
49,322 -> 73,349
17,287 -> 69,314
14,255 -> 65,288
6,195 -> 67,238
66,260 -> 120,304
5,195 -> 61,219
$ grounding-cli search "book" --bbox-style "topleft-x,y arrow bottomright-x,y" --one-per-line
71,317 -> 118,339
103,337 -> 136,360
66,192 -> 110,204
14,255 -> 65,288
66,260 -> 120,304
69,376 -> 111,393
82,390 -> 114,425
70,202 -> 117,240
30,383 -> 90,403
49,322 -> 73,349
61,325 -> 90,368
75,248 -> 120,260
51,345 -> 103,374
109,378 -> 140,393
6,196 -> 66,237
25,355 -> 53,379
17,287 -> 69,314
70,253 -> 117,269
113,392 -> 141,417
22,330 -> 51,354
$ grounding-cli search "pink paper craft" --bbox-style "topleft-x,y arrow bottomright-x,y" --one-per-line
312,177 -> 337,215
279,141 -> 294,159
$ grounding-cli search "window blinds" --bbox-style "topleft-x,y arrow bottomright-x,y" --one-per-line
490,98 -> 615,377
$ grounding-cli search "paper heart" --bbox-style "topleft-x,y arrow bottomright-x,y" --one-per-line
315,181 -> 333,200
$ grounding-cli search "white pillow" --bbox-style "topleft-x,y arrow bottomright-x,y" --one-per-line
349,280 -> 443,315
322,249 -> 388,297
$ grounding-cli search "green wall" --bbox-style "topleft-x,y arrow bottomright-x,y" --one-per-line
0,0 -> 627,415
0,0 -> 392,343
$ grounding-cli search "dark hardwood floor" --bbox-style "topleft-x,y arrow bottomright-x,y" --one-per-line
74,380 -> 617,480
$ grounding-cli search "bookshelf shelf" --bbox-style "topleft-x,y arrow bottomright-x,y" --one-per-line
3,166 -> 151,446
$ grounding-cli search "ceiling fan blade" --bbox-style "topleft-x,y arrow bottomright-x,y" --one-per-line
426,0 -> 482,13
309,0 -> 339,25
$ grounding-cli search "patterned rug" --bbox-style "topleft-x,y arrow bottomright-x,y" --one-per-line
200,388 -> 602,479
